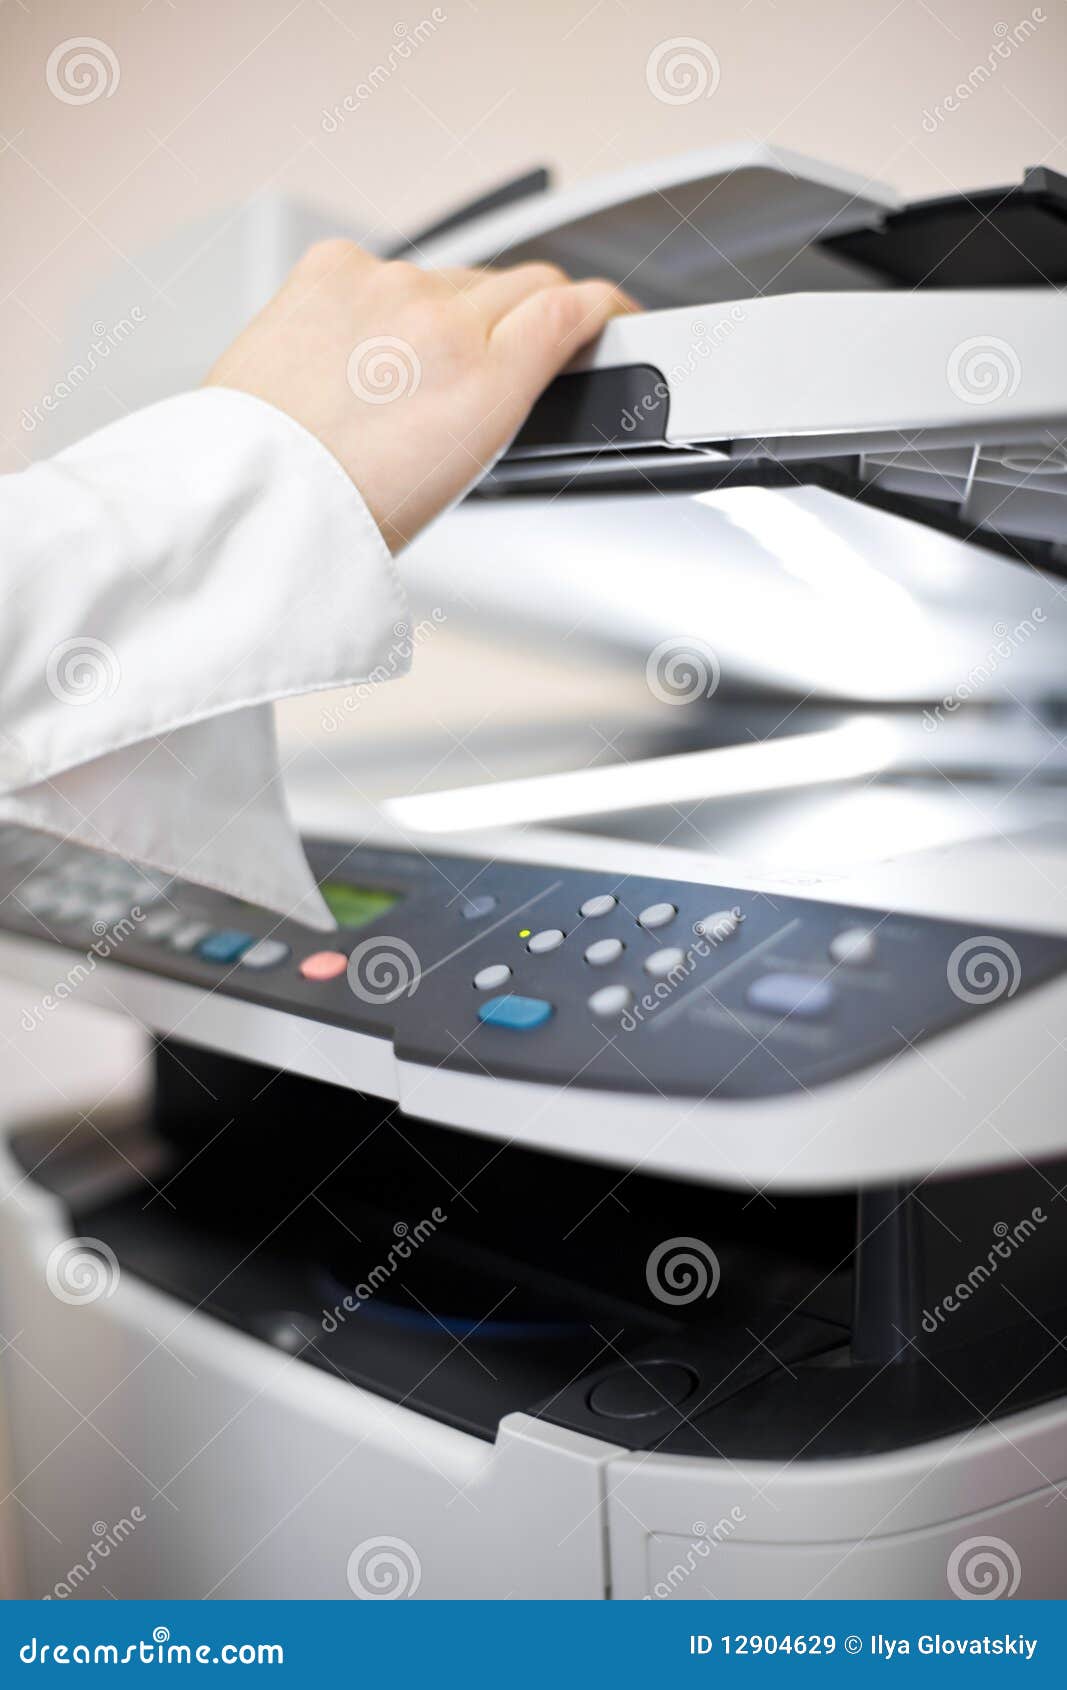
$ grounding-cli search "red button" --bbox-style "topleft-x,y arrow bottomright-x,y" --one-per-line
299,950 -> 349,982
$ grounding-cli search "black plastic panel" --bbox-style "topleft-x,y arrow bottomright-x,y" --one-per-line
508,364 -> 668,455
822,166 -> 1067,288
2,827 -> 1066,1102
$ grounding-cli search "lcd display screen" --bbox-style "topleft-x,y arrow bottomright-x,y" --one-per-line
320,882 -> 401,929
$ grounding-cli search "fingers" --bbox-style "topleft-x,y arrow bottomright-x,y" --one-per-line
490,277 -> 639,395
432,264 -> 492,293
418,261 -> 637,332
473,261 -> 575,323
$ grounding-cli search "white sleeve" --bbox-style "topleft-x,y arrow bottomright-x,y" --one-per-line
0,388 -> 410,931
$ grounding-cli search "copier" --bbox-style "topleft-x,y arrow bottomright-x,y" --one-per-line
3,145 -> 1067,1601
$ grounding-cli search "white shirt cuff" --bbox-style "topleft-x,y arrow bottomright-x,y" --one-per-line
0,389 -> 409,927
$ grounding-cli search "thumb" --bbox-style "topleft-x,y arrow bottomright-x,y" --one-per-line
490,279 -> 638,407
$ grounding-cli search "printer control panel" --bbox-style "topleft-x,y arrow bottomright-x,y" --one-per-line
1,829 -> 1065,1101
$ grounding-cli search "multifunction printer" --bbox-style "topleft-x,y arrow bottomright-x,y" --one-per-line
2,146 -> 1067,1600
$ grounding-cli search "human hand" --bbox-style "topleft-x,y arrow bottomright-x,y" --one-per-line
207,240 -> 637,552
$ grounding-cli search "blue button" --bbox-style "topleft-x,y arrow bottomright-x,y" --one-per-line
477,994 -> 554,1031
460,894 -> 497,920
198,928 -> 255,964
747,972 -> 835,1019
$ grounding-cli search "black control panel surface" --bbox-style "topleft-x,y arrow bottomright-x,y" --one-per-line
2,827 -> 1065,1101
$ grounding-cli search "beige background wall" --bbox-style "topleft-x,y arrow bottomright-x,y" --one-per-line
2,0 -> 1066,473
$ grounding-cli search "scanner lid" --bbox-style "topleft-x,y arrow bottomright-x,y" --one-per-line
414,149 -> 1067,571
485,283 -> 1067,574
432,153 -> 1067,575
415,142 -> 899,307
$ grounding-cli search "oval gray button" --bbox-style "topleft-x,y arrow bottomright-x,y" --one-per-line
473,963 -> 512,991
694,908 -> 740,942
588,984 -> 633,1018
168,920 -> 212,953
829,927 -> 876,965
240,938 -> 291,971
18,878 -> 61,914
140,908 -> 184,941
638,901 -> 676,931
747,972 -> 834,1018
527,928 -> 565,954
644,946 -> 686,980
51,893 -> 89,924
460,894 -> 497,920
585,938 -> 624,967
580,893 -> 617,919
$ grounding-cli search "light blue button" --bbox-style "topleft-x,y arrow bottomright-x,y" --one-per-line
169,920 -> 211,954
477,994 -> 554,1031
240,938 -> 291,971
747,972 -> 835,1019
460,894 -> 497,920
198,928 -> 255,964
